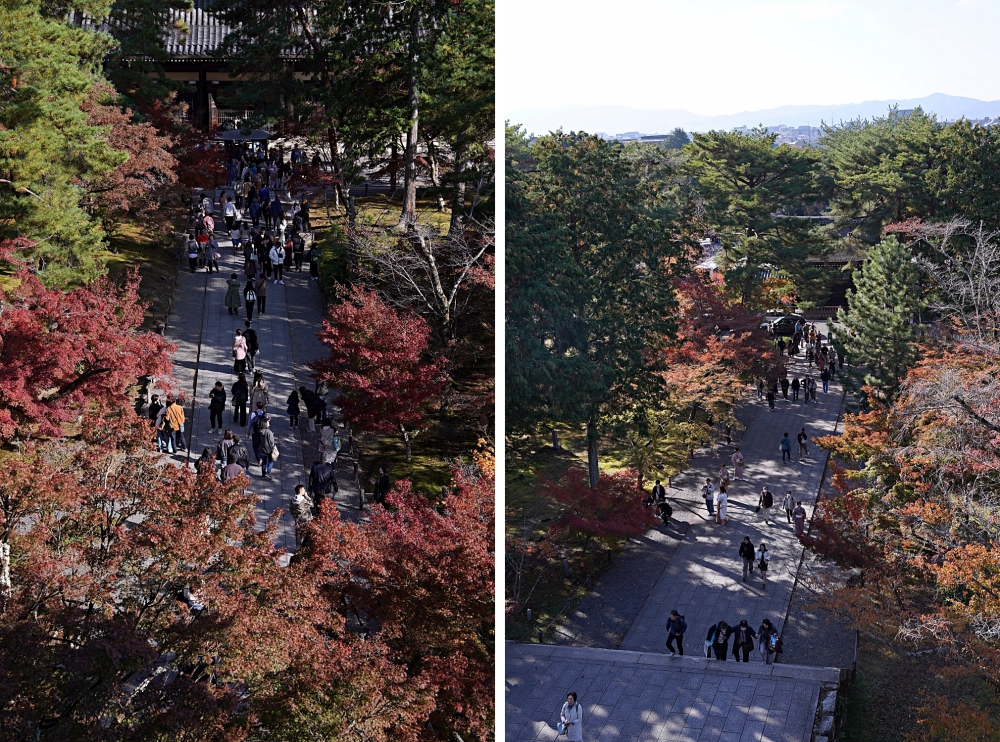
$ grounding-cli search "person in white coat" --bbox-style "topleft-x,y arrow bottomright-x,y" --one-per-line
269,242 -> 286,284
560,692 -> 583,741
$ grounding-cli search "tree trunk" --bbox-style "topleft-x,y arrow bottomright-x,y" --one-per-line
449,145 -> 467,235
426,138 -> 446,211
400,423 -> 412,462
390,141 -> 398,192
397,12 -> 420,229
586,418 -> 599,488
0,542 -> 9,599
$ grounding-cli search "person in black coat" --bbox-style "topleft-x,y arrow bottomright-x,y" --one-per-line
208,382 -> 227,434
243,321 -> 259,371
227,435 -> 250,471
299,386 -> 326,431
731,620 -> 758,662
706,621 -> 733,661
231,373 -> 249,427
309,460 -> 337,505
739,536 -> 756,582
372,465 -> 390,505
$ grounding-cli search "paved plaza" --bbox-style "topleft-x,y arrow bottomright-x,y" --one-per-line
159,190 -> 362,551
506,643 -> 833,742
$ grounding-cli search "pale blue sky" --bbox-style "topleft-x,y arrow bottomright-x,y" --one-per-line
499,0 -> 1000,115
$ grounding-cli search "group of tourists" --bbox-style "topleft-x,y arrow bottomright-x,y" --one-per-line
663,610 -> 784,664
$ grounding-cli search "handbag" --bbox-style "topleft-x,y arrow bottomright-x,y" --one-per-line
556,722 -> 565,735
270,445 -> 280,461
754,505 -> 761,513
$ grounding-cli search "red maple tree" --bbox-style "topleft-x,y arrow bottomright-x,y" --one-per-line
313,285 -> 448,459
0,239 -> 174,441
545,467 -> 658,553
80,83 -> 177,234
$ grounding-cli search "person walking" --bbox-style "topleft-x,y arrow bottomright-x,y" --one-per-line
248,404 -> 266,464
300,386 -> 326,431
155,401 -> 175,454
319,420 -> 340,465
217,429 -> 236,466
809,377 -> 818,403
227,434 -> 249,471
766,386 -> 776,410
779,432 -> 792,463
232,329 -> 249,375
821,367 -> 831,394
290,485 -> 315,549
559,693 -> 583,742
257,418 -> 277,481
652,479 -> 667,503
292,233 -> 305,272
254,272 -> 268,316
250,371 -> 270,413
163,395 -> 186,452
780,376 -> 789,400
801,376 -> 810,404
758,619 -> 779,665
716,485 -> 729,525
243,280 -> 257,321
757,542 -> 770,590
186,234 -> 200,273
231,372 -> 249,427
739,536 -> 755,582
195,448 -> 215,477
224,273 -> 242,315
797,428 -> 809,461
308,459 -> 337,504
308,243 -> 320,281
706,621 -> 732,661
205,235 -> 220,273
756,378 -> 765,400
269,240 -> 286,284
148,393 -> 164,425
783,490 -> 796,524
372,465 -> 391,505
793,501 -> 808,537
208,381 -> 226,434
791,377 -> 800,402
731,448 -> 745,480
665,610 -> 687,656
718,464 -> 730,490
757,485 -> 774,524
702,478 -> 715,517
732,620 -> 758,663
243,320 -> 259,372
287,390 -> 301,428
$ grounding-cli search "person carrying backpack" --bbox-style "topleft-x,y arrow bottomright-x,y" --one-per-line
665,610 -> 687,656
250,371 -> 270,413
739,536 -> 756,582
757,618 -> 781,665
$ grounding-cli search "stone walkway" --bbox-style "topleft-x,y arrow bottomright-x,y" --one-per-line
159,190 -> 361,552
621,350 -> 845,652
506,643 -> 834,742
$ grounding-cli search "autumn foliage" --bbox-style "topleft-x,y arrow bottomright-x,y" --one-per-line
0,238 -> 174,441
545,467 -> 658,552
80,83 -> 177,233
314,285 -> 448,454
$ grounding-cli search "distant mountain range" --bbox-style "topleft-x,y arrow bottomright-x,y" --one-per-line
510,93 -> 1000,136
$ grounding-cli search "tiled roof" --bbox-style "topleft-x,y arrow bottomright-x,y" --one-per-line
164,8 -> 233,58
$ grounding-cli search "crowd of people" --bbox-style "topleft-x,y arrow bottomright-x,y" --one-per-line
663,610 -> 785,664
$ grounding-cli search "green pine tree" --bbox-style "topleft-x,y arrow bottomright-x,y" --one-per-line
0,0 -> 125,286
837,235 -> 923,396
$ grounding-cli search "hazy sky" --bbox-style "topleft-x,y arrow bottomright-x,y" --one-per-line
499,0 -> 1000,115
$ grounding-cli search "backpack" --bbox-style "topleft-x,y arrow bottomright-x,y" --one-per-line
159,415 -> 174,433
246,288 -> 257,303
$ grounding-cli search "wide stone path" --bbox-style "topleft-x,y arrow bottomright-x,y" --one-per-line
621,350 -> 845,652
160,189 -> 361,552
506,643 -> 833,742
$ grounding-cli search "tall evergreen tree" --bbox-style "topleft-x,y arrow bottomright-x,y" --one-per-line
0,0 -> 125,286
837,235 -> 924,396
685,127 -> 832,306
506,127 -> 696,486
823,107 -> 944,244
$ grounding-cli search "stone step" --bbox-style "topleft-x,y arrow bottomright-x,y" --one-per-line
506,642 -> 841,742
